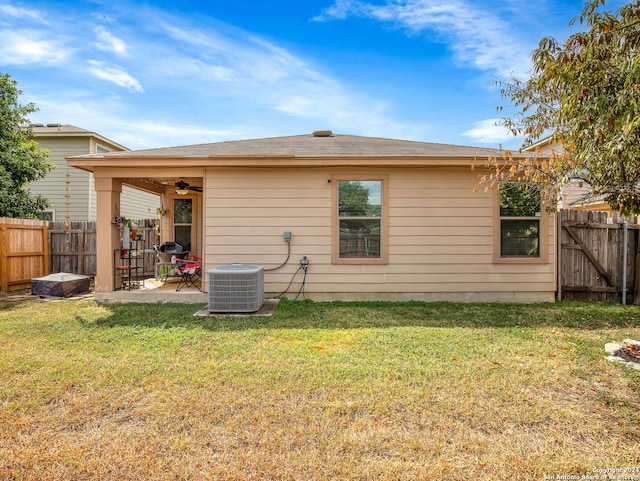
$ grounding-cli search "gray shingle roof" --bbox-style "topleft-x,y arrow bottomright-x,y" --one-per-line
32,124 -> 93,134
73,132 -> 517,159
32,124 -> 129,152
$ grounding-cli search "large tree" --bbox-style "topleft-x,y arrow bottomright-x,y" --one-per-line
0,72 -> 53,218
494,0 -> 640,214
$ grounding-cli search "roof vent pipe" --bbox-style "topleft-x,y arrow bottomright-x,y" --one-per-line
312,130 -> 333,137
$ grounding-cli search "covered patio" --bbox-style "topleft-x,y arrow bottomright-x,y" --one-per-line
63,159 -> 206,302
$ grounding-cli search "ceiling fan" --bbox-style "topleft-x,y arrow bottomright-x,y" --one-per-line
174,179 -> 202,195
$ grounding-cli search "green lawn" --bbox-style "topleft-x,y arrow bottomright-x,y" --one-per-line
1,298 -> 639,480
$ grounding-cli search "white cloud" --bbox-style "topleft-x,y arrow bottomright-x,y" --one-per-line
111,121 -> 234,148
315,0 -> 533,78
0,4 -> 48,24
313,0 -> 366,21
163,23 -> 228,50
93,26 -> 129,57
153,19 -> 400,134
26,94 -> 233,148
160,23 -> 316,85
0,30 -> 69,65
11,2 -> 427,148
87,60 -> 143,92
462,118 -> 514,144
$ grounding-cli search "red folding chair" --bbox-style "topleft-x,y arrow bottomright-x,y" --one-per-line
175,256 -> 202,292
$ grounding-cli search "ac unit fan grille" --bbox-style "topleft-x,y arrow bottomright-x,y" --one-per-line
208,264 -> 264,313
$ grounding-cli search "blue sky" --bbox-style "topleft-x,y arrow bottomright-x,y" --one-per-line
0,0 -> 604,150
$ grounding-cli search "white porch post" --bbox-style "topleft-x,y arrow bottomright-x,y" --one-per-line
94,176 -> 122,292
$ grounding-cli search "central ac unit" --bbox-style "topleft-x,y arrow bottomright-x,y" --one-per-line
208,264 -> 264,313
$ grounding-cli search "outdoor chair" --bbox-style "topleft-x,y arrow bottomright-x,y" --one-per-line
175,255 -> 202,292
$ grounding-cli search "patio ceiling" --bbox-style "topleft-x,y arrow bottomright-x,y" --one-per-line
120,177 -> 203,196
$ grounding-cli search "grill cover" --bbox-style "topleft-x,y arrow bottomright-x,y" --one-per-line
31,273 -> 91,298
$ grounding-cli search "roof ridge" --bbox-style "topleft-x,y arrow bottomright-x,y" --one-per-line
117,132 -> 510,154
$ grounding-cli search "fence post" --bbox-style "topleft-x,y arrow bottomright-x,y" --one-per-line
635,228 -> 640,305
78,228 -> 85,276
622,220 -> 628,305
0,223 -> 6,294
557,210 -> 562,301
43,223 -> 49,276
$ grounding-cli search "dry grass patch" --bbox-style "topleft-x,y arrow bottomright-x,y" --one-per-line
0,299 -> 639,480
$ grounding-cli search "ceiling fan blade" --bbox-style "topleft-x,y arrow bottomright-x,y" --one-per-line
175,179 -> 190,190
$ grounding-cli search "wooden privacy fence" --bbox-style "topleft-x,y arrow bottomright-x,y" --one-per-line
49,219 -> 158,278
559,209 -> 640,304
0,218 -> 49,294
49,221 -> 97,276
0,218 -> 158,294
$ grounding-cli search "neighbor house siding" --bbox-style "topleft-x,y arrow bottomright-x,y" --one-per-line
33,130 -> 159,221
30,137 -> 92,221
121,186 -> 160,220
88,174 -> 96,221
204,166 -> 556,302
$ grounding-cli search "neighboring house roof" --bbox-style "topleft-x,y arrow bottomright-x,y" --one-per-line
32,123 -> 129,152
31,123 -> 159,221
523,136 -> 552,152
523,137 -> 618,212
522,136 -> 566,157
68,131 -> 536,171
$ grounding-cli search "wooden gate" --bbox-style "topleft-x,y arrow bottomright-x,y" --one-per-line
559,209 -> 639,303
0,218 -> 49,293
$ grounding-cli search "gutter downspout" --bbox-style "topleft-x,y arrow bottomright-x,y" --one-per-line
557,211 -> 562,302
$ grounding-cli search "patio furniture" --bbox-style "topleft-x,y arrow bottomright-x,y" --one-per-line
175,256 -> 202,292
153,242 -> 189,281
115,240 -> 145,290
155,241 -> 188,261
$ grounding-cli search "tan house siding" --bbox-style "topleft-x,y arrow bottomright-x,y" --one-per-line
204,166 -> 556,302
67,131 -> 556,300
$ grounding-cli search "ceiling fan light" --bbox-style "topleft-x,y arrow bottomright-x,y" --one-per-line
175,179 -> 190,195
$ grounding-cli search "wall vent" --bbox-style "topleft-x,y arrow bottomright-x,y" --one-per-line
208,264 -> 264,313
